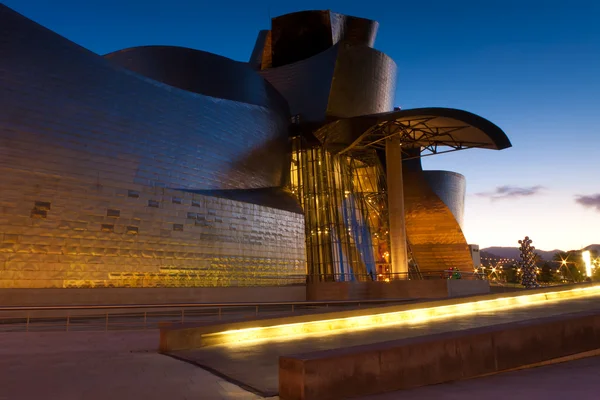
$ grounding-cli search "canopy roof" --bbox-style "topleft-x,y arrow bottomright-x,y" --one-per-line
314,107 -> 511,158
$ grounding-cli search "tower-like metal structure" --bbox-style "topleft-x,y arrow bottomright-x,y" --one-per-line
519,236 -> 540,288
250,10 -> 512,281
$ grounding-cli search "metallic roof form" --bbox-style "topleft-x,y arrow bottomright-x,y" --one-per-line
315,107 -> 512,158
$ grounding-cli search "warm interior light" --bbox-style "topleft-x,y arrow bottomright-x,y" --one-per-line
203,285 -> 600,347
583,250 -> 592,277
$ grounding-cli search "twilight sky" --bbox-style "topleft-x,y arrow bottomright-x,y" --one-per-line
5,0 -> 600,251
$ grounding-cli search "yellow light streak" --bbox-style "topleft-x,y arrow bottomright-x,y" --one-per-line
583,251 -> 592,277
205,285 -> 600,347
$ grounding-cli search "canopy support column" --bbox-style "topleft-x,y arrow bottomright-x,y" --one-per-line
385,137 -> 409,277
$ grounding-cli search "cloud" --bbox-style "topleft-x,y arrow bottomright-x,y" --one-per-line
476,185 -> 545,201
575,194 -> 600,212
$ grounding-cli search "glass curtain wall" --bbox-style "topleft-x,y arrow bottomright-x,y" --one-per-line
290,136 -> 392,282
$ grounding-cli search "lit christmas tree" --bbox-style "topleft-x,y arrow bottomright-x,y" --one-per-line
519,236 -> 540,288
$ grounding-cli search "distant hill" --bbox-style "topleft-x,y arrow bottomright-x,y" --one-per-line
583,244 -> 600,253
481,247 -> 562,261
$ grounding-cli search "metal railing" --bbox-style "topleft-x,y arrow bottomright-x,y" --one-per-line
0,298 -> 413,333
306,270 -> 486,283
65,274 -> 309,289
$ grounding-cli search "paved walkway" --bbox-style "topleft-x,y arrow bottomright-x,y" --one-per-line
0,330 -> 270,400
364,355 -> 600,399
171,294 -> 600,395
1,329 -> 600,399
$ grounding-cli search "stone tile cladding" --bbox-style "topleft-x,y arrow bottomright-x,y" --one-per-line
0,5 -> 305,288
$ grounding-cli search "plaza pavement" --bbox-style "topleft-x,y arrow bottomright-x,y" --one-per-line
0,330 -> 269,400
363,355 -> 600,399
1,329 -> 600,399
170,295 -> 600,395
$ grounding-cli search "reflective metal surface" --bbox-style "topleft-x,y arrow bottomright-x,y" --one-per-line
327,45 -> 397,118
248,30 -> 270,70
329,12 -> 378,47
259,10 -> 395,122
0,5 -> 305,289
1,7 -> 291,191
0,4 -> 511,288
423,170 -> 467,230
259,45 -> 339,122
105,46 -> 289,113
262,43 -> 397,121
403,157 -> 474,271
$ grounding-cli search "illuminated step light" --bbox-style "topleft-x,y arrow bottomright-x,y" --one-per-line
204,285 -> 600,347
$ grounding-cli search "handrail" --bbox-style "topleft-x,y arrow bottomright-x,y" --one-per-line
306,270 -> 487,282
0,298 -> 413,312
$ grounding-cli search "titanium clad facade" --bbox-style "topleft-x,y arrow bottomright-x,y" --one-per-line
105,46 -> 289,113
423,171 -> 467,230
257,10 -> 396,122
0,5 -> 305,288
403,158 -> 473,272
0,5 -> 511,288
259,46 -> 340,122
1,6 -> 291,192
249,30 -> 271,70
329,12 -> 378,48
327,45 -> 397,118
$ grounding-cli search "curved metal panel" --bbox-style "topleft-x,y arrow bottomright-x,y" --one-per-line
402,157 -> 473,272
1,9 -> 290,191
269,10 -> 379,68
259,45 -> 339,122
423,170 -> 466,230
249,30 -> 270,69
105,46 -> 288,112
330,13 -> 378,47
327,46 -> 397,118
259,11 -> 388,123
0,5 -> 305,289
260,44 -> 397,123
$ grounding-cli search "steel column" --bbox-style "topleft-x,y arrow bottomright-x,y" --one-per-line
385,137 -> 408,276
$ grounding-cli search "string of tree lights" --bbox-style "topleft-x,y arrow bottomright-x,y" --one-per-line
481,257 -> 518,263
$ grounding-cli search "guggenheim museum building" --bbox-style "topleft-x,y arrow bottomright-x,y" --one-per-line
0,5 -> 511,289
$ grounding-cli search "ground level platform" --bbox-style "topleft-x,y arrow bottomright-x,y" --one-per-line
2,285 -> 600,399
2,330 -> 600,400
168,288 -> 600,396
